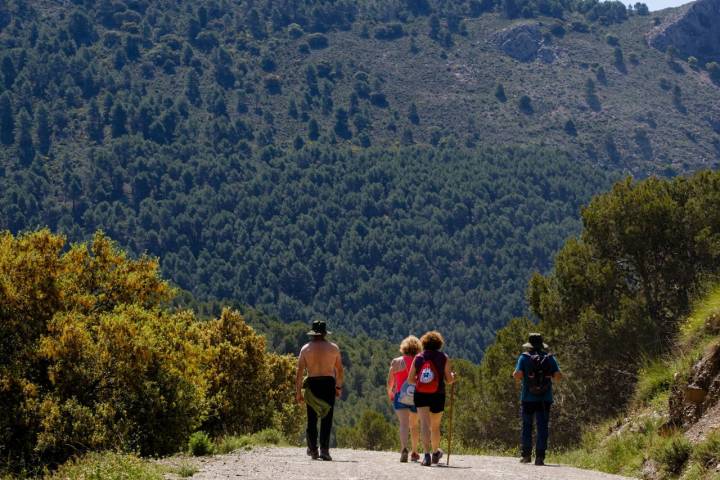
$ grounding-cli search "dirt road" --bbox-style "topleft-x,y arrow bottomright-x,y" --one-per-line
182,447 -> 635,480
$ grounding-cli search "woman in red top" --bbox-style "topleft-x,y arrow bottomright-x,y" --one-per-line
408,331 -> 455,467
386,335 -> 422,463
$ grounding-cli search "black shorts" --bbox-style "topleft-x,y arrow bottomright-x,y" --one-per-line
414,392 -> 445,413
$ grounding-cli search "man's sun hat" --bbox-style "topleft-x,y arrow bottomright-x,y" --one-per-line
522,332 -> 548,350
307,319 -> 331,336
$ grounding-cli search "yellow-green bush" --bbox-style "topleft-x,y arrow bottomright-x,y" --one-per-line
200,309 -> 300,435
45,451 -> 166,480
0,230 -> 296,473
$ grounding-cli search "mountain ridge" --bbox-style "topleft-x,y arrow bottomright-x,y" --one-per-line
0,0 -> 719,361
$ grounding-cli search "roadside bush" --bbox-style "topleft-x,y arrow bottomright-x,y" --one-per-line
215,428 -> 286,454
253,428 -> 284,445
188,432 -> 214,456
0,230 -> 297,474
47,452 -> 165,480
200,310 -> 296,435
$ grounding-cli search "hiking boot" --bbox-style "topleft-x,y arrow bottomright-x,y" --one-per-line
534,457 -> 545,466
400,448 -> 409,463
520,456 -> 532,464
410,452 -> 420,462
319,449 -> 332,461
306,447 -> 319,460
421,453 -> 432,466
431,449 -> 443,464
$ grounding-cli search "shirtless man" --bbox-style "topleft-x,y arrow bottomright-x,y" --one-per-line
295,320 -> 344,461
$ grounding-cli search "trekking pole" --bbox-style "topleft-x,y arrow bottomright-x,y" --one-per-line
447,378 -> 456,466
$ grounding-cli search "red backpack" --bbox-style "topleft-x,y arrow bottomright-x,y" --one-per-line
415,356 -> 440,394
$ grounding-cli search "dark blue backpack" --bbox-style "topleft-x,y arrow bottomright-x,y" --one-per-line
524,352 -> 553,396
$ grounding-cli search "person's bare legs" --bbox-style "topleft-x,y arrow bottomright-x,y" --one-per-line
409,411 -> 420,455
417,407 -> 432,453
395,408 -> 410,450
430,412 -> 444,451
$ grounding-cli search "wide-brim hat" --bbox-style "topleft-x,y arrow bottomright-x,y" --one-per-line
307,320 -> 331,336
522,332 -> 548,350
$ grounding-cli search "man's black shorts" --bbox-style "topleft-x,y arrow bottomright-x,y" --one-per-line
414,392 -> 446,413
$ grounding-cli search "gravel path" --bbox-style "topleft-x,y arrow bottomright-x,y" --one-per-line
183,447 -> 635,480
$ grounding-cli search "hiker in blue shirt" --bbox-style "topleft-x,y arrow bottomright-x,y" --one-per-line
512,333 -> 561,466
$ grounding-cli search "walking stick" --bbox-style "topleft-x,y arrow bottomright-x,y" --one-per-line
447,379 -> 456,466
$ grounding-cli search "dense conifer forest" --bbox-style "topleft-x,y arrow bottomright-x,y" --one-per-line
0,0 -> 647,360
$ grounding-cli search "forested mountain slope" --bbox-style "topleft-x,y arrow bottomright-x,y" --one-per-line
0,0 -> 718,359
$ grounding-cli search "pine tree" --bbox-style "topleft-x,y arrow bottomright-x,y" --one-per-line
2,56 -> 16,89
564,119 -> 577,136
334,107 -> 350,139
495,83 -> 507,102
429,15 -> 441,39
110,103 -> 128,138
308,118 -> 320,141
103,93 -> 114,125
288,97 -> 298,119
186,70 -> 201,105
87,99 -> 104,143
293,135 -> 304,150
17,110 -> 34,165
35,105 -> 51,155
408,103 -> 419,125
0,92 -> 14,145
401,127 -> 414,145
518,95 -> 533,114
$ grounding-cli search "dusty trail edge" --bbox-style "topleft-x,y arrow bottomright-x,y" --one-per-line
161,446 -> 636,480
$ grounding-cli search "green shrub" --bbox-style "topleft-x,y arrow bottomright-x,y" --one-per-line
287,23 -> 304,39
214,429 -> 286,454
253,428 -> 284,445
550,22 -> 565,37
337,410 -> 396,451
307,33 -> 328,49
215,435 -> 253,454
47,452 -> 165,480
373,23 -> 404,40
188,432 -> 214,456
634,359 -> 673,405
173,463 -> 199,478
691,431 -> 720,469
654,435 -> 692,474
571,21 -> 589,32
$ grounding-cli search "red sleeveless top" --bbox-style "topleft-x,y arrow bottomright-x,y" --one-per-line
394,355 -> 414,388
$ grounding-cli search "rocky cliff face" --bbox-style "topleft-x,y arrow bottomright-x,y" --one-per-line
647,0 -> 720,62
492,22 -> 558,63
669,341 -> 720,436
